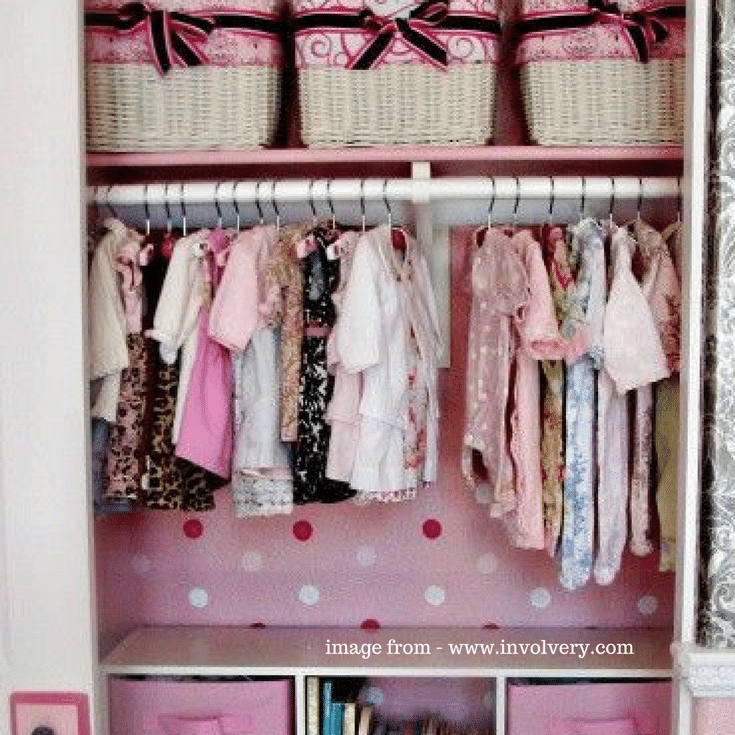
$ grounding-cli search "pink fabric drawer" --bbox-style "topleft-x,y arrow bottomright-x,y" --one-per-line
108,677 -> 292,735
507,681 -> 670,735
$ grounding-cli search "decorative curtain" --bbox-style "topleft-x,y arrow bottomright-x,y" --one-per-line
698,0 -> 735,647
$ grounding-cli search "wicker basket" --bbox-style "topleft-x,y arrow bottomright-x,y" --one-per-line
291,0 -> 501,147
85,0 -> 284,151
516,0 -> 686,145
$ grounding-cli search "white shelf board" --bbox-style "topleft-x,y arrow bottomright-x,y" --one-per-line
101,626 -> 672,678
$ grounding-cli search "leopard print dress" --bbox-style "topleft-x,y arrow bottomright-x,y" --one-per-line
138,237 -> 223,511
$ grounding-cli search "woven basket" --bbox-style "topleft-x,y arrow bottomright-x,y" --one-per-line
292,0 -> 501,147
516,0 -> 685,146
85,0 -> 284,151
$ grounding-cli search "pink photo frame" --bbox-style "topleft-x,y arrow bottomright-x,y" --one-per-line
10,692 -> 90,735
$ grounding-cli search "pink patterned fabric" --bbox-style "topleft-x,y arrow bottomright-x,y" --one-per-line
463,227 -> 529,517
292,0 -> 501,69
504,229 -> 568,550
85,1 -> 283,68
516,1 -> 685,65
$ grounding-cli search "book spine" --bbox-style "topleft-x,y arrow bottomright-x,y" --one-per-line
343,701 -> 357,735
331,701 -> 344,735
322,680 -> 333,735
306,676 -> 319,735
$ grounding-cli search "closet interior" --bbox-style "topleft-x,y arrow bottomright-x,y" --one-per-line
84,0 -> 703,733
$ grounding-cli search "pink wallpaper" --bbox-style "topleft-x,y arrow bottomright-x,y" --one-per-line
95,228 -> 674,651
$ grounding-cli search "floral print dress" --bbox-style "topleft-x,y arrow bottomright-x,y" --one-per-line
559,218 -> 606,591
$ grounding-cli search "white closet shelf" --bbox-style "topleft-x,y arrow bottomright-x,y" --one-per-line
100,626 -> 672,678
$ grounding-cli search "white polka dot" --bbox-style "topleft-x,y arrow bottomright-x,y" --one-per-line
189,587 -> 209,609
474,485 -> 491,505
241,551 -> 263,571
482,689 -> 495,711
298,585 -> 320,606
131,554 -> 152,574
361,686 -> 384,706
356,546 -> 377,566
424,585 -> 446,606
529,587 -> 552,609
638,595 -> 659,616
476,553 -> 498,575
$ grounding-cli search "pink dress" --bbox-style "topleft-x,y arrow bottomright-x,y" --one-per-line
505,229 -> 568,550
463,227 -> 529,517
175,229 -> 234,479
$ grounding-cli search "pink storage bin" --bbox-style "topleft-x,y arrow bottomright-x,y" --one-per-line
506,680 -> 671,735
108,677 -> 293,735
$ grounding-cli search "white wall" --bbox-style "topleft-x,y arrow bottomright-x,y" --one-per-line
0,0 -> 97,731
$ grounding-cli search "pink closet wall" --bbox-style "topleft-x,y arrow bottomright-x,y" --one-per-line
96,227 -> 675,654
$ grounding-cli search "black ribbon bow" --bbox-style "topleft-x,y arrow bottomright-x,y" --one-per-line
516,0 -> 684,63
292,0 -> 501,70
86,2 -> 281,75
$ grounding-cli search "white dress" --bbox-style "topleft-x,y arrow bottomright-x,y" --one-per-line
146,229 -> 210,443
89,218 -> 142,422
334,225 -> 441,500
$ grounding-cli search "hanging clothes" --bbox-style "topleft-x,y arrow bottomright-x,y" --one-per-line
324,230 -> 363,484
263,224 -> 313,443
560,218 -> 606,592
655,220 -> 684,572
594,223 -> 628,587
103,232 -> 150,502
504,229 -> 569,550
293,226 -> 355,504
146,228 -> 211,444
142,234 -> 222,512
463,227 -> 528,516
88,220 -> 136,514
209,224 -> 294,517
143,356 -> 220,511
630,218 -> 682,559
175,229 -> 234,479
89,218 -> 135,424
595,223 -> 670,585
336,224 -> 441,501
539,223 -> 590,557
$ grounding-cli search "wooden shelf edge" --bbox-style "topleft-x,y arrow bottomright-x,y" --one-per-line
86,145 -> 684,170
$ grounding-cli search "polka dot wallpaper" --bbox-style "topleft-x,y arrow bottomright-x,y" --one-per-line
95,230 -> 674,651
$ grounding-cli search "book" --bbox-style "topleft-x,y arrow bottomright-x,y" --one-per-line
357,703 -> 373,735
331,702 -> 344,735
306,676 -> 320,735
343,701 -> 357,735
322,680 -> 333,735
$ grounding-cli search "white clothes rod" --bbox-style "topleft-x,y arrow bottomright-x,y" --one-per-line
88,176 -> 680,208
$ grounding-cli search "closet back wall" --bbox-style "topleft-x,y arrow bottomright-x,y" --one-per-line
95,228 -> 674,654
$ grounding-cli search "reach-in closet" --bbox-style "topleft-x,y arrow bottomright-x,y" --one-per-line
0,0 -> 724,734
